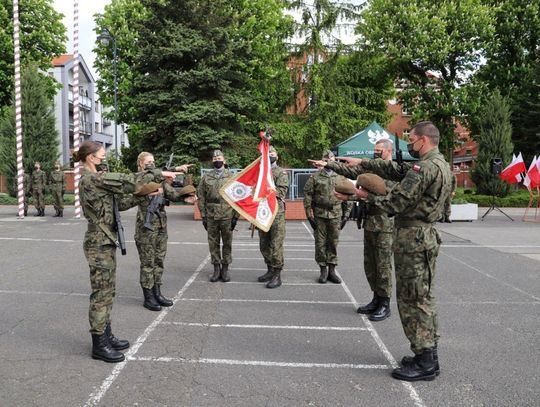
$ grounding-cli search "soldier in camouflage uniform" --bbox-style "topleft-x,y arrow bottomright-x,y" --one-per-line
303,150 -> 350,284
197,150 -> 239,282
31,162 -> 47,216
326,121 -> 452,381
257,146 -> 289,289
326,139 -> 395,321
134,152 -> 196,311
74,141 -> 171,363
49,162 -> 66,217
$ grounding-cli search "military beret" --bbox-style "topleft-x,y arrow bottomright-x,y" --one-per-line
176,185 -> 196,196
322,149 -> 335,160
356,174 -> 386,195
269,146 -> 277,154
134,182 -> 162,196
334,179 -> 357,195
213,149 -> 224,157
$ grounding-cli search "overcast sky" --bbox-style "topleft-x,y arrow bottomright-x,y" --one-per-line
53,0 -> 110,80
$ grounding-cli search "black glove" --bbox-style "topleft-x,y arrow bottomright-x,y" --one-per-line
307,217 -> 317,230
340,216 -> 348,230
202,217 -> 208,231
231,217 -> 238,231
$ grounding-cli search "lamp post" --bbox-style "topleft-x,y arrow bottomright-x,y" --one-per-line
97,28 -> 119,158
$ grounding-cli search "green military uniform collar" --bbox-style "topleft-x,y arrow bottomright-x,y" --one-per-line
420,147 -> 441,161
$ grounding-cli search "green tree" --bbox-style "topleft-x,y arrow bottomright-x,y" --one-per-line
471,90 -> 514,196
0,0 -> 67,109
356,0 -> 493,158
474,0 -> 540,161
0,64 -> 59,194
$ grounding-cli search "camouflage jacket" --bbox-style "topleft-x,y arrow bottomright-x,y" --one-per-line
48,170 -> 66,190
13,173 -> 31,195
272,165 -> 289,213
326,160 -> 394,232
303,170 -> 350,219
361,148 -> 453,252
80,169 -> 141,246
135,169 -> 195,230
31,170 -> 47,191
197,169 -> 235,220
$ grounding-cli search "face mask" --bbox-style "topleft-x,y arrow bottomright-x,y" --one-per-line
35,166 -> 40,170
96,159 -> 108,172
144,163 -> 155,170
407,139 -> 422,159
56,166 -> 60,170
373,152 -> 383,159
269,156 -> 277,164
213,160 -> 224,169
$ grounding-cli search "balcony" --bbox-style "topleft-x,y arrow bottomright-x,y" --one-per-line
69,120 -> 93,135
68,90 -> 92,110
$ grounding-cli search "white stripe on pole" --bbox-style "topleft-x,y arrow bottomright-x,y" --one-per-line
13,0 -> 24,219
72,0 -> 81,219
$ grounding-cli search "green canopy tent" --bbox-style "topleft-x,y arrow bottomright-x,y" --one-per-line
335,121 -> 417,161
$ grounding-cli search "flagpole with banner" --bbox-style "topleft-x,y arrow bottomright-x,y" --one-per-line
219,131 -> 278,232
522,156 -> 540,222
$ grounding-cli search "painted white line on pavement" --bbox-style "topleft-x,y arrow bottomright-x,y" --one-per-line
304,218 -> 426,407
130,356 -> 388,370
441,251 -> 540,301
234,248 -> 314,252
162,322 -> 368,331
192,280 -> 336,286
234,257 -> 313,260
232,267 -> 319,272
179,298 -> 352,305
0,289 -> 140,300
84,254 -> 210,407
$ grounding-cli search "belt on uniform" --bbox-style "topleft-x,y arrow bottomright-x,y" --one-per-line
313,201 -> 336,210
395,219 -> 433,228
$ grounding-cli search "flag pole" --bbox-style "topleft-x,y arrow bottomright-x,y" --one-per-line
13,0 -> 25,219
72,0 -> 81,219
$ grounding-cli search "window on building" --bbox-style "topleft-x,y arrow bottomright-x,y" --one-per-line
95,101 -> 99,113
401,106 -> 410,116
95,122 -> 100,132
402,128 -> 411,139
466,149 -> 472,155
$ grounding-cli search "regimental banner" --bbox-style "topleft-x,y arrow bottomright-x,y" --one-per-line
219,136 -> 278,232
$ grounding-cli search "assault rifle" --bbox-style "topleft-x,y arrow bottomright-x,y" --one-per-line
144,195 -> 170,231
112,196 -> 127,255
395,132 -> 405,177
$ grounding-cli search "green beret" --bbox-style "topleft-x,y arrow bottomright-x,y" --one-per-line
356,174 -> 386,195
269,146 -> 277,154
176,185 -> 196,196
334,179 -> 357,195
213,149 -> 224,157
322,149 -> 335,160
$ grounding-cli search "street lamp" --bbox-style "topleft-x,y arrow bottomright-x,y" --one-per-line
97,28 -> 119,158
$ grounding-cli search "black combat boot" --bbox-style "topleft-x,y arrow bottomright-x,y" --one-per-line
368,297 -> 391,321
266,268 -> 282,289
152,285 -> 173,307
53,209 -> 59,217
318,265 -> 328,284
220,264 -> 230,282
142,287 -> 162,311
40,208 -> 45,216
24,209 -> 27,216
401,345 -> 440,376
91,333 -> 125,363
327,264 -> 341,284
105,323 -> 130,350
34,209 -> 41,217
257,265 -> 274,282
59,209 -> 63,217
210,264 -> 221,282
357,294 -> 380,314
392,348 -> 438,381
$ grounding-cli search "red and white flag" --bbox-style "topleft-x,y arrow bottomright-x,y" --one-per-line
523,156 -> 540,191
499,152 -> 526,184
219,133 -> 278,232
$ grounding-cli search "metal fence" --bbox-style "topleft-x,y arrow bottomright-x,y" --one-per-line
200,168 -> 317,200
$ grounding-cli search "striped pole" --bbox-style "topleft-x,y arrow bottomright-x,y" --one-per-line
13,0 -> 24,219
72,0 -> 81,219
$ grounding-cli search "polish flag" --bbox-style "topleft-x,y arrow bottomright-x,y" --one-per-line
499,153 -> 526,184
219,133 -> 277,232
523,156 -> 540,191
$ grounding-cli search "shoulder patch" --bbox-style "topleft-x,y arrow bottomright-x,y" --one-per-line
412,164 -> 422,172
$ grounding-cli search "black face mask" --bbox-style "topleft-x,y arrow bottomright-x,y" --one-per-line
144,163 -> 155,170
96,160 -> 109,172
213,160 -> 224,169
407,140 -> 421,159
269,156 -> 277,164
373,152 -> 383,159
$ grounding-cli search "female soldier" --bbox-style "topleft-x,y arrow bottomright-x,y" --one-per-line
134,152 -> 196,311
74,141 -> 169,363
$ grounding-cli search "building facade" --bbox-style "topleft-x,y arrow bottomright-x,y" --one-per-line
49,54 -> 127,165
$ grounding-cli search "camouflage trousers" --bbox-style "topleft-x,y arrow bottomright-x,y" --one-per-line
135,226 -> 168,289
395,246 -> 440,354
364,230 -> 393,298
84,239 -> 117,335
259,210 -> 285,269
207,218 -> 233,265
314,217 -> 341,266
32,188 -> 45,210
51,187 -> 64,210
